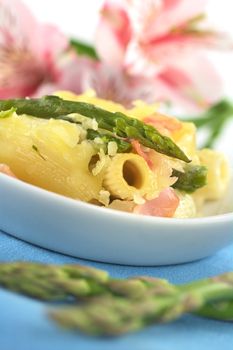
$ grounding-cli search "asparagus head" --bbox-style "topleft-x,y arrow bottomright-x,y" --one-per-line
172,165 -> 208,193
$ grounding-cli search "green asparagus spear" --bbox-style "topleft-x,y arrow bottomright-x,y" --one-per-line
50,272 -> 233,336
51,295 -> 190,336
0,262 -> 175,301
0,96 -> 190,163
172,165 -> 208,193
0,262 -> 233,336
182,274 -> 233,321
195,300 -> 233,321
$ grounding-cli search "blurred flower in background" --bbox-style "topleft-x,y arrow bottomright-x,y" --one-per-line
95,0 -> 231,111
0,0 -> 232,113
0,0 -> 69,98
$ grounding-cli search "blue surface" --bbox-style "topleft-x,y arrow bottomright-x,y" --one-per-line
1,229 -> 233,350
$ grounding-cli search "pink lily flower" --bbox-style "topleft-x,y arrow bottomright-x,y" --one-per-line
35,54 -> 97,97
96,0 -> 232,110
80,62 -> 163,107
0,0 -> 68,98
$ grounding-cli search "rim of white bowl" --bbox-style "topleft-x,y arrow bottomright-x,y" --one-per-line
0,173 -> 232,225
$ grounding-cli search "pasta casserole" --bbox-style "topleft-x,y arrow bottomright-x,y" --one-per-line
0,91 -> 230,218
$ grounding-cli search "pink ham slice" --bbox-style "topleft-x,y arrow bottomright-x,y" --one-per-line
131,139 -> 154,169
134,188 -> 180,218
0,164 -> 17,178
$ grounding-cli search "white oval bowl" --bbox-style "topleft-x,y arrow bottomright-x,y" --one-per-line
0,173 -> 233,266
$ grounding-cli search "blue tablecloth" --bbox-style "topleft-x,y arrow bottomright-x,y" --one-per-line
1,229 -> 233,350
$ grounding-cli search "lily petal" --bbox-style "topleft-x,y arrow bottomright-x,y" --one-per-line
131,0 -> 208,40
81,62 -> 160,107
125,29 -> 231,78
158,55 -> 223,111
95,0 -> 131,66
35,55 -> 96,97
0,0 -> 68,98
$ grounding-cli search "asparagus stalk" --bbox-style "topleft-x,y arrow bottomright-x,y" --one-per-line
195,300 -> 233,321
50,272 -> 233,336
172,165 -> 207,193
181,274 -> 233,321
51,295 -> 187,336
0,96 -> 190,163
0,262 -> 175,300
0,262 -> 233,336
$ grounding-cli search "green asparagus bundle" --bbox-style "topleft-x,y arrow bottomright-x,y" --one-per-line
0,95 -> 190,163
0,262 -> 232,336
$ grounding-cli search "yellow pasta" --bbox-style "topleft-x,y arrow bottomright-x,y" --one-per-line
103,153 -> 156,200
108,199 -> 135,213
128,100 -> 159,120
196,149 -> 230,200
0,113 -> 104,201
173,122 -> 198,162
55,90 -> 128,114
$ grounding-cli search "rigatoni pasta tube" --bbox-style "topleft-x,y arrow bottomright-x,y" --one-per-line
103,153 -> 156,200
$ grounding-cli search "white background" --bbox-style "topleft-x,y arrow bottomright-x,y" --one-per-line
22,1 -> 233,39
22,0 -> 233,159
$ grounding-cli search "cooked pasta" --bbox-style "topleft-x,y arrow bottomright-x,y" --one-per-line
0,91 -> 230,218
196,149 -> 230,200
0,113 -> 104,201
103,154 -> 156,200
173,122 -> 198,161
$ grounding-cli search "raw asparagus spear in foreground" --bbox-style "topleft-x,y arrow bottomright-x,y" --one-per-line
0,263 -> 232,336
51,271 -> 233,336
49,272 -> 233,335
172,165 -> 207,193
196,300 -> 233,320
0,262 -> 176,300
0,96 -> 190,163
